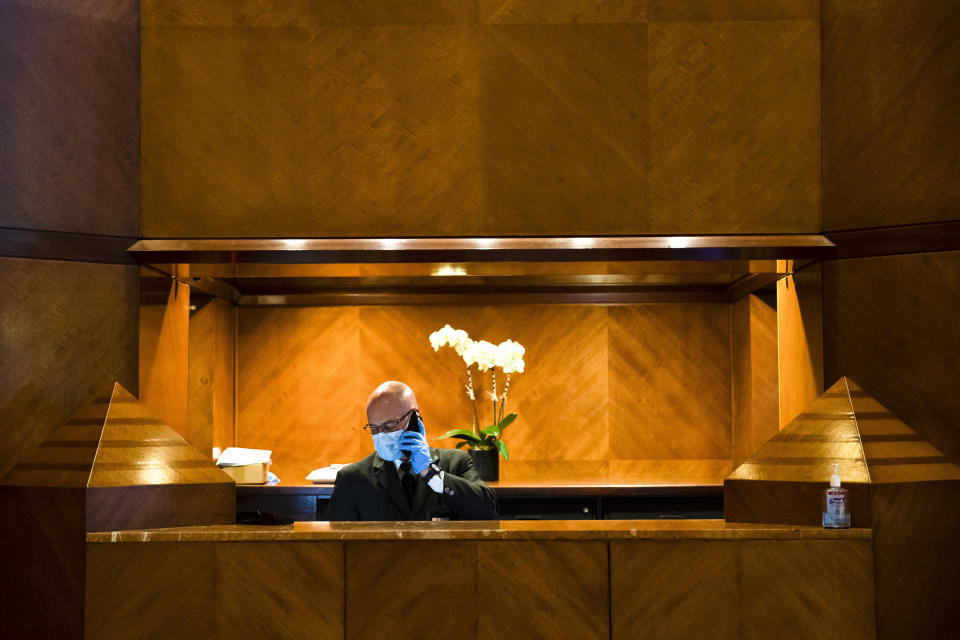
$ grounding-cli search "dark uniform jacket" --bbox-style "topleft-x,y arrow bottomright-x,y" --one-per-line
327,447 -> 497,521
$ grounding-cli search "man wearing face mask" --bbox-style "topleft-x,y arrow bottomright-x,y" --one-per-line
328,380 -> 497,521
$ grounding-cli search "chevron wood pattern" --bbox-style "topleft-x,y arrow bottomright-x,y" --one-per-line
478,541 -> 608,640
346,541 -> 477,640
86,540 -> 345,639
238,307 -> 364,482
86,541 -> 216,639
141,0 -> 821,237
740,540 -> 876,640
822,0 -> 960,230
188,299 -> 236,458
311,24 -> 482,237
870,481 -> 960,640
611,540 -> 740,640
239,303 -> 736,483
479,22 -> 648,235
0,258 -> 139,479
216,542 -> 344,639
648,16 -> 819,233
140,276 -> 190,440
732,295 -> 779,465
609,304 -> 731,460
0,0 -> 138,235
823,252 -> 960,462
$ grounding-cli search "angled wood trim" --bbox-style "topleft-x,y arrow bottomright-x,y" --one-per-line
1,227 -> 137,264
826,221 -> 960,259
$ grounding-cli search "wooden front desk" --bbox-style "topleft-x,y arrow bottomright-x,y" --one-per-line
85,520 -> 874,640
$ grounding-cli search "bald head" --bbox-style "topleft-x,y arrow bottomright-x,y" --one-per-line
366,381 -> 418,425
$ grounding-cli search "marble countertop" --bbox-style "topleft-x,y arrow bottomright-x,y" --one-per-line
87,519 -> 871,542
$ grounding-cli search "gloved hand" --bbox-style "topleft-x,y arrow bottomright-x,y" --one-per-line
398,416 -> 432,474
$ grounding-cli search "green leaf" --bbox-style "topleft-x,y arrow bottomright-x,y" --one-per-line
494,438 -> 509,461
455,441 -> 470,449
480,423 -> 501,437
436,429 -> 481,443
497,412 -> 517,431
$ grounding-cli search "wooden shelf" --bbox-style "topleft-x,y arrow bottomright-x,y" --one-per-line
128,235 -> 834,264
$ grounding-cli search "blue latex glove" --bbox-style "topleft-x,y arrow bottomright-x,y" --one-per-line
398,416 -> 431,474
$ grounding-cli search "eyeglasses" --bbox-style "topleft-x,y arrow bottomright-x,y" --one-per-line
364,408 -> 418,435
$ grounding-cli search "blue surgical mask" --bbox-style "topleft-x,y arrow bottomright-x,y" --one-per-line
373,430 -> 404,462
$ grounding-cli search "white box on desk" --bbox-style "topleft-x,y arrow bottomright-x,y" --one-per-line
221,462 -> 269,484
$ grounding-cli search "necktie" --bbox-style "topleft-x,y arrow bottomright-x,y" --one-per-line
400,461 -> 415,507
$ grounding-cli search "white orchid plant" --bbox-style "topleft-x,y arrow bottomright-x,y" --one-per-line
429,324 -> 526,460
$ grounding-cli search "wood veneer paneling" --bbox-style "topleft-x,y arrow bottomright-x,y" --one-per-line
238,307 -> 363,483
479,22 -> 648,235
823,252 -> 960,461
238,303 -> 734,484
822,0 -> 960,230
0,486 -> 86,639
478,541 -> 608,640
188,298 -> 236,458
139,276 -> 190,439
612,540 -> 740,640
740,540 -> 875,640
732,295 -> 779,465
216,542 -> 344,639
0,0 -> 138,235
777,265 -> 823,428
142,0 -> 821,237
609,304 -> 731,460
346,541 -> 476,640
86,541 -> 216,639
647,14 -> 819,233
0,258 -> 138,478
871,481 -> 960,639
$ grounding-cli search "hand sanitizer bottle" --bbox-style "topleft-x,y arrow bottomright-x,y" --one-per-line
822,463 -> 851,528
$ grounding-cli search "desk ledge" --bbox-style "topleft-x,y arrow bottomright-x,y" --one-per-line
87,519 -> 871,542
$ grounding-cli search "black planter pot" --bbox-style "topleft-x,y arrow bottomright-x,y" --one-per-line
468,448 -> 499,482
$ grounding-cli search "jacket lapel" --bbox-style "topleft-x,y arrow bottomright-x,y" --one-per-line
373,454 -> 413,519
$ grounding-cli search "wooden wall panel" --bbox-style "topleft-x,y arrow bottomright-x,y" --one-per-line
346,541 -> 477,640
0,486 -> 86,639
0,0 -> 138,235
142,0 -> 821,237
479,22 -> 648,235
777,265 -> 823,428
311,24 -> 482,237
140,23 -> 311,238
740,540 -> 875,640
238,307 -> 362,483
822,0 -> 960,230
823,252 -> 960,462
732,295 -> 779,464
238,303 -> 737,484
609,304 -> 731,460
189,299 -> 236,458
0,258 -> 139,478
647,7 -> 819,233
478,541 -> 608,640
139,277 -> 190,439
612,540 -> 740,640
871,481 -> 960,640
